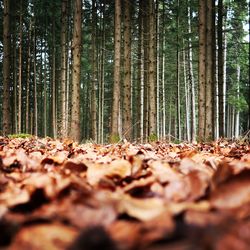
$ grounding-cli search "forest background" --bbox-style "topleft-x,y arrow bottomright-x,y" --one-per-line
0,0 -> 249,143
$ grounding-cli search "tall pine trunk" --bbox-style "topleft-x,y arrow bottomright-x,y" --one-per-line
33,27 -> 38,136
18,0 -> 23,134
70,0 -> 82,142
3,0 -> 11,135
91,0 -> 97,141
25,22 -> 31,133
187,3 -> 196,142
148,0 -> 157,138
59,0 -> 68,138
123,0 -> 132,141
52,17 -> 57,138
205,0 -> 215,140
217,0 -> 225,137
198,0 -> 206,141
111,0 -> 121,142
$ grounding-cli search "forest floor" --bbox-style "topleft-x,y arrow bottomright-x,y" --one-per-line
0,136 -> 250,250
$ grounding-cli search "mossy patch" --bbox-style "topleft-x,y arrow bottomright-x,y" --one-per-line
8,133 -> 33,139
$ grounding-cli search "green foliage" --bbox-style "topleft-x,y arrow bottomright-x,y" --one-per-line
8,133 -> 33,139
228,94 -> 248,112
109,134 -> 120,144
148,133 -> 158,142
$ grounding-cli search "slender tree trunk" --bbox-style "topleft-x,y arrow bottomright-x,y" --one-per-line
18,0 -> 23,134
43,34 -> 47,137
70,0 -> 82,142
187,3 -> 196,142
176,0 -> 181,141
217,0 -> 225,137
59,0 -> 68,138
33,27 -> 38,136
162,56 -> 166,139
25,22 -> 31,134
162,2 -> 166,139
111,0 -> 121,142
91,0 -> 97,141
156,0 -> 160,138
13,29 -> 17,134
168,92 -> 172,141
123,0 -> 132,141
52,17 -> 57,138
235,65 -> 240,137
3,0 -> 11,135
143,1 -> 149,141
205,0 -> 215,140
138,0 -> 144,142
99,0 -> 106,143
183,48 -> 190,141
148,0 -> 157,138
198,0 -> 206,141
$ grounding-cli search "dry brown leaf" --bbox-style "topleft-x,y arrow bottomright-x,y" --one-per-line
117,194 -> 166,221
86,159 -> 131,186
9,223 -> 77,250
210,170 -> 250,209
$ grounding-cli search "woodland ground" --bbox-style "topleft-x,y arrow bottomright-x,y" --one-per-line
0,136 -> 250,250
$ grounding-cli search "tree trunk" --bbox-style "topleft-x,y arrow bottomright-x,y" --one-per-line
18,0 -> 23,134
123,0 -> 132,141
2,0 -> 11,135
111,0 -> 121,142
148,0 -> 157,138
138,0 -> 144,142
70,0 -> 82,142
205,0 -> 215,140
33,28 -> 38,136
143,1 -> 149,141
156,0 -> 160,138
13,26 -> 17,134
43,35 -> 47,137
217,0 -> 225,137
98,0 -> 106,144
176,0 -> 181,141
91,0 -> 97,141
52,17 -> 57,138
59,0 -> 68,138
235,65 -> 240,137
25,22 -> 31,134
198,0 -> 206,141
183,48 -> 190,141
187,3 -> 196,142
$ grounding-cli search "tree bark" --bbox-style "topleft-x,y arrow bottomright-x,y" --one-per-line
217,0 -> 225,137
59,0 -> 68,138
183,48 -> 190,141
198,0 -> 206,141
3,0 -> 11,135
187,3 -> 196,142
52,17 -> 57,138
235,65 -> 240,137
148,0 -> 157,138
70,0 -> 82,142
143,0 -> 149,141
25,22 -> 31,133
91,0 -> 97,141
111,0 -> 121,142
205,0 -> 215,140
138,0 -> 144,142
33,27 -> 38,136
18,0 -> 23,134
176,0 -> 181,141
123,0 -> 132,141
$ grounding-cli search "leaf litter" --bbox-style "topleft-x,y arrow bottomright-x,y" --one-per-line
0,137 -> 250,249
